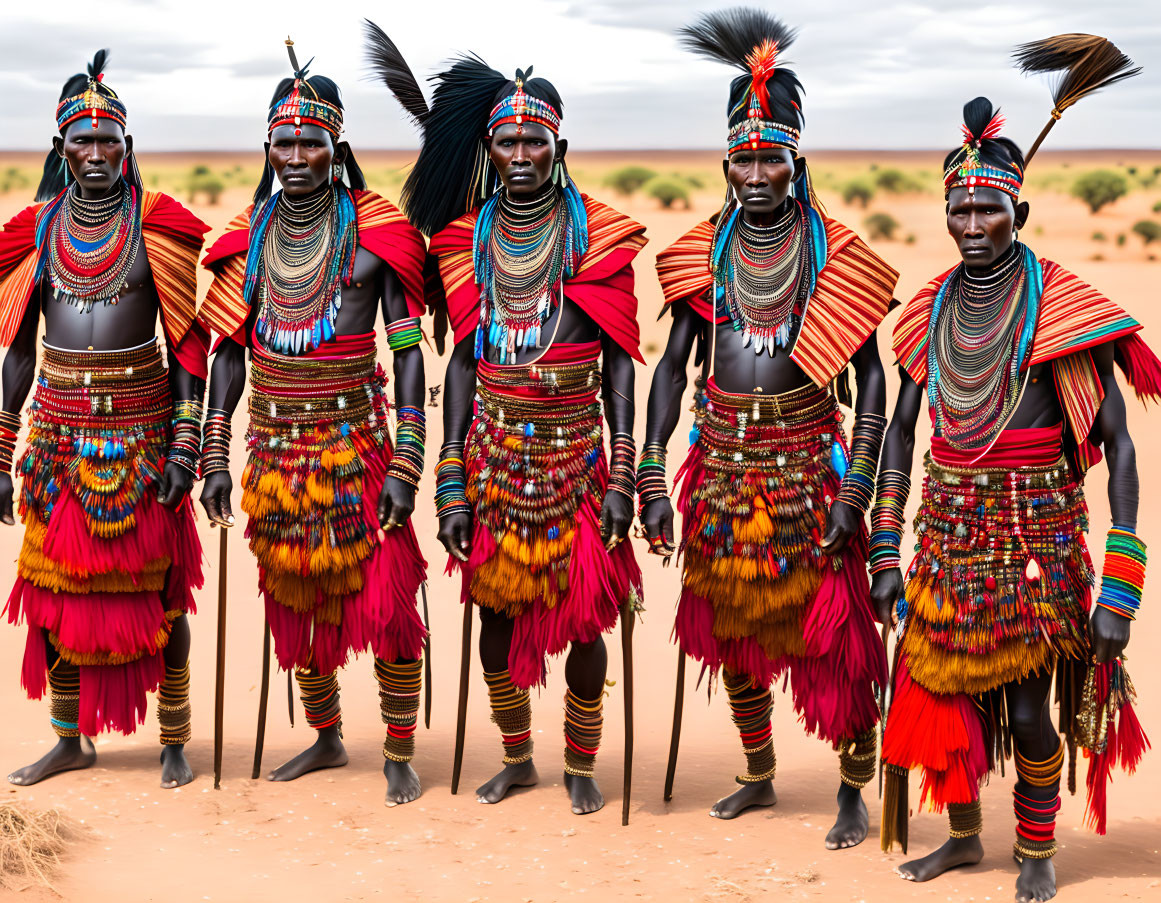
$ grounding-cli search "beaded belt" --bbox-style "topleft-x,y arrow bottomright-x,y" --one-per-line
248,347 -> 383,430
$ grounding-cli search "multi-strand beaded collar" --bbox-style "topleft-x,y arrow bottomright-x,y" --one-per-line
473,185 -> 588,364
36,180 -> 142,313
244,184 -> 357,355
710,197 -> 825,356
928,241 -> 1043,454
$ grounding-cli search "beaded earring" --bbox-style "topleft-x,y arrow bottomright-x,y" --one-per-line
332,162 -> 342,183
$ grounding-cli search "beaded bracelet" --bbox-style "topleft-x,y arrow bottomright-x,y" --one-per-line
386,317 -> 423,352
435,442 -> 471,520
834,412 -> 887,515
386,405 -> 426,489
1094,525 -> 1147,620
869,468 -> 911,574
636,442 -> 669,511
0,409 -> 20,473
607,432 -> 637,501
200,408 -> 232,477
169,398 -> 204,476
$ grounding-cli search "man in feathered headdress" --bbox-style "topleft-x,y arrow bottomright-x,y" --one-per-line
198,38 -> 430,804
876,36 -> 1152,902
644,8 -> 898,847
0,51 -> 210,788
372,27 -> 646,815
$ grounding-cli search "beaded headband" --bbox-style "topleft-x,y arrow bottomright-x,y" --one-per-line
943,112 -> 1023,199
268,38 -> 344,139
727,39 -> 799,153
56,76 -> 127,132
487,73 -> 561,136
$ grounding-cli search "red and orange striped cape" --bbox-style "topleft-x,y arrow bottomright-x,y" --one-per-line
654,216 -> 899,387
428,194 -> 648,361
199,190 -> 427,344
894,258 -> 1161,471
0,191 -> 210,377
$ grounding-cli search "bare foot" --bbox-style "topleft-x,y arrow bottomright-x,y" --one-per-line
8,736 -> 96,786
825,782 -> 868,850
710,779 -> 776,819
898,835 -> 984,882
476,759 -> 538,804
564,772 -> 604,815
160,744 -> 194,789
384,759 -> 422,806
267,728 -> 348,782
1014,854 -> 1057,902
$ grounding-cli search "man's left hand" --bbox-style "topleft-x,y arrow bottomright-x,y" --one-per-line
600,491 -> 633,551
157,462 -> 193,508
1091,604 -> 1132,663
379,476 -> 417,531
819,498 -> 860,557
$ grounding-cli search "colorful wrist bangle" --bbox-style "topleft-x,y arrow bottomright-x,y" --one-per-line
169,397 -> 204,476
869,468 -> 910,574
0,410 -> 20,473
435,442 -> 470,519
386,404 -> 426,489
607,432 -> 637,500
636,441 -> 669,510
386,317 -> 423,352
835,412 -> 886,516
1095,525 -> 1146,620
200,408 -> 232,477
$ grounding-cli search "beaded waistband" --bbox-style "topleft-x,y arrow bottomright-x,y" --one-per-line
249,347 -> 380,426
924,451 -> 1074,491
35,340 -> 169,420
705,379 -> 838,430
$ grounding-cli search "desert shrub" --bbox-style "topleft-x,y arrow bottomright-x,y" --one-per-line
644,177 -> 690,209
841,179 -> 874,208
1152,201 -> 1161,214
864,212 -> 900,241
1131,220 -> 1161,245
1071,170 -> 1129,213
1092,231 -> 1107,242
187,166 -> 225,205
874,168 -> 921,194
681,173 -> 705,190
604,166 -> 656,196
1033,225 -> 1044,236
905,234 -> 917,244
1117,233 -> 1127,247
0,167 -> 30,194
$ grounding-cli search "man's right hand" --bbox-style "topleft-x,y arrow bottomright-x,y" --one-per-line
870,567 -> 903,625
0,472 -> 14,525
640,496 -> 676,555
438,511 -> 473,562
200,471 -> 234,527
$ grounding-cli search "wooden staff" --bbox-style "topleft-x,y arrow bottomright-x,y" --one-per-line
620,598 -> 636,826
213,528 -> 229,789
450,600 -> 473,794
877,622 -> 890,798
421,583 -> 432,729
663,646 -> 686,802
251,622 -> 272,780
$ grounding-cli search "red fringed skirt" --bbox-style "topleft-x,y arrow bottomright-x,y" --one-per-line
673,380 -> 886,746
882,427 -> 1093,808
241,333 -> 426,675
5,340 -> 203,736
455,342 -> 641,689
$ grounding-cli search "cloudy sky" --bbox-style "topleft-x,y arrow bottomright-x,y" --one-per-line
2,0 -> 1158,151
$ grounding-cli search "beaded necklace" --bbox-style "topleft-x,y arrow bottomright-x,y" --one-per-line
254,184 -> 357,355
929,242 -> 1034,452
476,189 -> 568,364
46,181 -> 141,313
716,201 -> 811,355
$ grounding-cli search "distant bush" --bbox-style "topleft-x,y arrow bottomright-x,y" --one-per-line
1131,220 -> 1161,245
874,168 -> 921,194
1117,233 -> 1127,247
1092,231 -> 1107,242
1071,170 -> 1129,214
864,212 -> 900,241
0,167 -> 29,194
681,173 -> 705,190
841,179 -> 874,208
187,166 -> 225,205
604,166 -> 657,196
644,177 -> 691,209
905,234 -> 917,244
1152,200 -> 1161,214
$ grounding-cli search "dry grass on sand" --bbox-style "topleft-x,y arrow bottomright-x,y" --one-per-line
0,800 -> 86,893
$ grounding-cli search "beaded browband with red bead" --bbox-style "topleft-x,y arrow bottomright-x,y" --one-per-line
268,38 -> 344,139
487,74 -> 561,136
943,112 -> 1024,199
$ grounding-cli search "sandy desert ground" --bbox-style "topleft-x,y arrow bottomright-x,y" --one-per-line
0,149 -> 1159,902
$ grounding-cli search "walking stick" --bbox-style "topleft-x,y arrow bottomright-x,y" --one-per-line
251,622 -> 272,780
213,528 -> 229,790
877,621 -> 890,798
450,599 -> 473,794
287,668 -> 294,726
663,646 -> 686,802
621,597 -> 636,826
421,583 -> 432,729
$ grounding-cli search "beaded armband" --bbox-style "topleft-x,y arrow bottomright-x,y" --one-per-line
635,442 -> 668,511
0,409 -> 20,473
386,405 -> 425,489
169,398 -> 205,476
385,316 -> 423,352
834,412 -> 886,515
435,441 -> 471,520
1094,526 -> 1146,620
869,468 -> 910,574
607,433 -> 637,501
200,408 -> 232,477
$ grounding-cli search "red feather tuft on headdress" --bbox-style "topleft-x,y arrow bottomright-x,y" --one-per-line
745,38 -> 779,117
961,109 -> 1005,147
